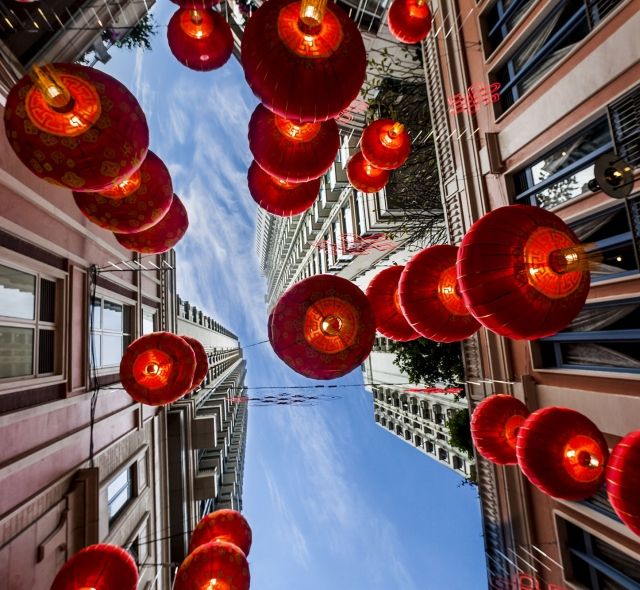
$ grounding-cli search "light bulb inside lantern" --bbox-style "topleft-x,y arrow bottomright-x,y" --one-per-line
203,579 -> 230,590
408,0 -> 427,18
180,9 -> 213,40
146,362 -> 160,376
299,0 -> 328,28
31,64 -> 73,111
100,169 -> 142,199
321,315 -> 342,336
380,122 -> 405,147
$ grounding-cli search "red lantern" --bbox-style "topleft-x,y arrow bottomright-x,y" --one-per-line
346,151 -> 389,193
167,8 -> 233,71
119,332 -> 196,405
361,119 -> 411,170
270,274 -> 376,380
241,0 -> 366,122
190,509 -> 252,555
248,160 -> 320,216
115,193 -> 189,254
4,63 -> 148,192
51,544 -> 138,590
72,151 -> 173,234
248,103 -> 339,183
516,407 -> 608,500
457,205 -> 590,340
173,541 -> 250,590
399,245 -> 480,342
182,335 -> 209,390
607,431 -> 640,536
366,266 -> 419,342
387,0 -> 432,44
471,395 -> 529,465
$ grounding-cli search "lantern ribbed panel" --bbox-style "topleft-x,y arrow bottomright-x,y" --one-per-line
119,332 -> 196,405
51,544 -> 138,590
190,509 -> 253,555
241,0 -> 366,122
248,104 -> 339,183
360,119 -> 411,170
399,245 -> 480,342
516,407 -> 608,500
114,193 -> 189,254
470,395 -> 529,465
167,8 -> 233,71
4,63 -> 148,192
181,335 -> 209,391
366,266 -> 419,342
248,160 -> 320,216
73,150 -> 173,234
173,541 -> 250,590
387,0 -> 433,44
270,275 -> 376,380
606,430 -> 640,537
457,205 -> 590,340
346,151 -> 389,193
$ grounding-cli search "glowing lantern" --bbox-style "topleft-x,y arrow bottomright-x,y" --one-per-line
72,151 -> 173,234
516,407 -> 608,500
248,160 -> 320,216
182,335 -> 209,390
470,395 -> 529,465
190,510 -> 253,555
361,119 -> 411,170
114,193 -> 189,254
119,332 -> 196,405
346,151 -> 389,193
167,7 -> 233,71
270,274 -> 376,380
398,245 -> 480,342
51,544 -> 138,590
607,431 -> 640,536
173,541 -> 250,590
365,266 -> 419,342
241,0 -> 367,122
457,205 -> 590,340
248,103 -> 339,183
387,0 -> 432,44
4,63 -> 148,192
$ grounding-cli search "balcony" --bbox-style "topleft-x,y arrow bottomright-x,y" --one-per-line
194,467 -> 219,501
191,415 -> 218,449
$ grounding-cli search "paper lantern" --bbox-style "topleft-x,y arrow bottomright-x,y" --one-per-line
173,541 -> 250,590
248,103 -> 339,183
361,119 -> 411,170
516,407 -> 608,500
346,151 -> 389,193
119,332 -> 196,405
241,0 -> 366,122
471,395 -> 529,465
167,7 -> 233,71
387,0 -> 432,44
366,266 -> 419,342
270,274 -> 376,380
607,431 -> 640,536
182,335 -> 209,390
190,509 -> 252,555
72,150 -> 173,234
51,544 -> 138,590
4,63 -> 148,192
114,194 -> 189,254
399,245 -> 480,342
248,160 -> 320,216
457,205 -> 590,340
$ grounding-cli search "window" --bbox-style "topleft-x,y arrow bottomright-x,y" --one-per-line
453,456 -> 464,470
438,448 -> 449,461
91,297 -> 131,368
483,0 -> 537,54
512,118 -> 613,208
107,465 -> 135,522
494,0 -> 624,113
580,488 -> 622,524
0,263 -> 58,380
426,441 -> 435,454
142,310 -> 155,335
536,298 -> 640,373
356,192 -> 368,235
609,84 -> 640,168
339,134 -> 350,168
562,519 -> 640,589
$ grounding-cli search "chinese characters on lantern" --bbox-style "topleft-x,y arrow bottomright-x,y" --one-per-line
448,82 -> 501,114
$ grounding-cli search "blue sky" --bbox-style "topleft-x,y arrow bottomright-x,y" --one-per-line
100,4 -> 487,588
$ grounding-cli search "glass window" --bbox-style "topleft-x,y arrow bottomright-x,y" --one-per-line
91,297 -> 130,369
0,264 -> 35,320
512,118 -> 613,208
142,310 -> 155,335
0,327 -> 34,378
107,466 -> 134,522
483,0 -> 537,54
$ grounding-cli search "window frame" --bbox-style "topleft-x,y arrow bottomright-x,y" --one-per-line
90,291 -> 134,372
482,0 -> 538,57
106,464 -> 136,524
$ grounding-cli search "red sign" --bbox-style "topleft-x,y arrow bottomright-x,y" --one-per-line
406,387 -> 463,394
448,82 -> 501,114
314,233 -> 396,257
336,96 -> 369,125
491,574 -> 567,590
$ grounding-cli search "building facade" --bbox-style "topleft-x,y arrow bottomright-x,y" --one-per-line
422,0 -> 640,587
